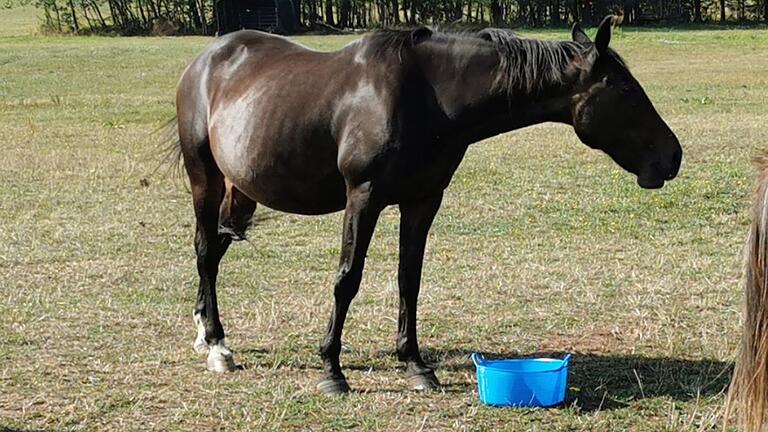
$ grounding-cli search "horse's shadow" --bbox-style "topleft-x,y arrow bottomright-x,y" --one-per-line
421,348 -> 732,412
0,428 -> 50,432
239,347 -> 731,412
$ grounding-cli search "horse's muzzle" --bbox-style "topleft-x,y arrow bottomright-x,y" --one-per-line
637,175 -> 665,190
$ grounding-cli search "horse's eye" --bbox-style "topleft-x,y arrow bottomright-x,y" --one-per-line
621,86 -> 633,94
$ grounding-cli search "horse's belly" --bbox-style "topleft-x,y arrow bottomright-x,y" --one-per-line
212,138 -> 347,215
237,171 -> 347,215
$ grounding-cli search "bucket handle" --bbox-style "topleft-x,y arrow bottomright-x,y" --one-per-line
562,353 -> 573,368
470,352 -> 485,366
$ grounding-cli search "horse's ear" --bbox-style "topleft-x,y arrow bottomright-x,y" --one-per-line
411,27 -> 432,45
595,15 -> 613,55
571,22 -> 590,44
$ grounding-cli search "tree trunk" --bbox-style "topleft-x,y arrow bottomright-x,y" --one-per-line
467,0 -> 472,21
197,0 -> 208,34
42,2 -> 52,28
489,0 -> 501,24
478,0 -> 484,21
693,0 -> 701,21
552,0 -> 560,24
147,0 -> 159,19
367,1 -> 372,25
390,0 -> 399,22
325,0 -> 334,25
91,0 -> 105,27
68,0 -> 80,31
121,0 -> 137,23
53,0 -> 62,30
187,0 -> 202,30
107,0 -> 120,26
720,0 -> 726,21
308,0 -> 317,25
42,1 -> 55,30
571,0 -> 578,22
81,2 -> 93,28
339,0 -> 350,26
136,0 -> 148,25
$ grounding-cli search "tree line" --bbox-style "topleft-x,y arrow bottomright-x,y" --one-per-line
34,0 -> 768,35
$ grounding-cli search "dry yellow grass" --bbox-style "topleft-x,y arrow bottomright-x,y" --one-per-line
2,9 -> 768,430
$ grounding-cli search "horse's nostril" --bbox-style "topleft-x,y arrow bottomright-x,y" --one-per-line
668,146 -> 683,179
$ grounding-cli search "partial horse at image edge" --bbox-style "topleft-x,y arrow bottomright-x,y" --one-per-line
727,151 -> 768,432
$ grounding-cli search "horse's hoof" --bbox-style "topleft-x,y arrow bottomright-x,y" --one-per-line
206,344 -> 236,373
317,377 -> 351,395
407,370 -> 441,391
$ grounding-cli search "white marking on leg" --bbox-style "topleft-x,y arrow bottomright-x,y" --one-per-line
207,341 -> 236,373
193,311 -> 209,354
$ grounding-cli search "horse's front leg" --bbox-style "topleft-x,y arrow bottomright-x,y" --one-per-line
397,193 -> 443,391
317,182 -> 382,395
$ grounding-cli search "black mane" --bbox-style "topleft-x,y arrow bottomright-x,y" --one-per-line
476,28 -> 586,93
362,27 -> 629,95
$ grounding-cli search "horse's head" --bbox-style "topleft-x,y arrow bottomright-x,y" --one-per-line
569,17 -> 682,189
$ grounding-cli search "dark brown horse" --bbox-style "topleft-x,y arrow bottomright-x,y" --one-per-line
171,16 -> 682,395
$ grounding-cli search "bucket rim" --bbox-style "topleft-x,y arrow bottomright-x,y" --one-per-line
471,352 -> 572,374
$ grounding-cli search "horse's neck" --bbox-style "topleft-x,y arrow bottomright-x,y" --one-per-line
416,40 -> 575,146
415,41 -> 501,121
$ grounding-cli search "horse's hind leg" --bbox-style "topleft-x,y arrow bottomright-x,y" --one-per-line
182,137 -> 237,372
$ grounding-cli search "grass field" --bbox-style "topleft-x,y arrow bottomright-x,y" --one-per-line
3,6 -> 768,431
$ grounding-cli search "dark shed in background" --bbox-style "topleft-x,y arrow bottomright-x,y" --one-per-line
215,0 -> 298,35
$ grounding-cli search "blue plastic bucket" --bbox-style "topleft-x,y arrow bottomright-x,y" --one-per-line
472,352 -> 572,407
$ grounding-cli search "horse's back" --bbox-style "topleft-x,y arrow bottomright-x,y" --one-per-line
179,30 -> 317,98
211,30 -> 311,61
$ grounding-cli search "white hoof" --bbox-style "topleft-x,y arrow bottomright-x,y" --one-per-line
193,312 -> 209,354
207,343 -> 236,372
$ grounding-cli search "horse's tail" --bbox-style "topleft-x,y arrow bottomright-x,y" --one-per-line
726,151 -> 768,432
147,116 -> 184,181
